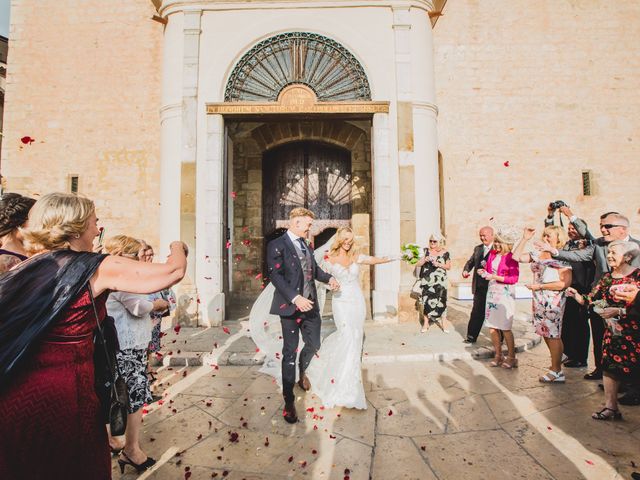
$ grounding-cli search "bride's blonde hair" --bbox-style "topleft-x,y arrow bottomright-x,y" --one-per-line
328,227 -> 358,261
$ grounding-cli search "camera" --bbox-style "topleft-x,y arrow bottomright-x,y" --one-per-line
549,200 -> 567,210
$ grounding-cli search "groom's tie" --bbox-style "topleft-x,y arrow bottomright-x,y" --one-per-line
297,237 -> 308,256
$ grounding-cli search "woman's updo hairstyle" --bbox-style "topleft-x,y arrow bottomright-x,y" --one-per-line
22,192 -> 95,254
103,235 -> 143,257
0,193 -> 36,238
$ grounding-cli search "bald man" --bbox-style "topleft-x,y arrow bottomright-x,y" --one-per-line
462,226 -> 494,343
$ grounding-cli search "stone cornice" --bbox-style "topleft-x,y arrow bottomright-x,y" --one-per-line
160,0 -> 434,16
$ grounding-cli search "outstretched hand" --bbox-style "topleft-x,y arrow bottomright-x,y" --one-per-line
534,240 -> 554,253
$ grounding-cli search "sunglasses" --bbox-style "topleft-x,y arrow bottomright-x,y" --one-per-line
601,224 -> 625,229
429,240 -> 438,244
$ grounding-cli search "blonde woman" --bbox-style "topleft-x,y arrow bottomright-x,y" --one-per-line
513,226 -> 572,383
103,236 -> 171,473
415,233 -> 451,332
478,229 -> 520,369
306,227 -> 393,409
0,193 -> 186,480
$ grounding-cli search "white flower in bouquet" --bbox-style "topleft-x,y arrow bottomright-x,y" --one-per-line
401,243 -> 422,265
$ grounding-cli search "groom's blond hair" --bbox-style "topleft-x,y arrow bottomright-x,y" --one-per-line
289,207 -> 315,219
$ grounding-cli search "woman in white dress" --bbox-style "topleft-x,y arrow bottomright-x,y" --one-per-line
305,227 -> 394,410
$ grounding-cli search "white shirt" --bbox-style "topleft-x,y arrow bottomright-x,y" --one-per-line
483,244 -> 493,257
107,291 -> 154,351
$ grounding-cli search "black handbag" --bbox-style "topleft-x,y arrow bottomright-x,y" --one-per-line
89,287 -> 129,436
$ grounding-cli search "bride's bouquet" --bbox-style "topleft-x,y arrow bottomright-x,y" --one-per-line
401,243 -> 422,265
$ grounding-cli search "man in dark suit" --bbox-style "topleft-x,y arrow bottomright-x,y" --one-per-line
541,208 -> 640,385
462,226 -> 494,343
266,207 -> 339,423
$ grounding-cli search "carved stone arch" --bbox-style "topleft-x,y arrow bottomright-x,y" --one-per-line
224,32 -> 371,102
251,120 -> 366,152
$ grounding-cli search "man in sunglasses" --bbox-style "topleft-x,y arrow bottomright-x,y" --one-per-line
538,209 -> 640,392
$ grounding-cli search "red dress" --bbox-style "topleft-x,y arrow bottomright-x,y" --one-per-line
0,288 -> 111,480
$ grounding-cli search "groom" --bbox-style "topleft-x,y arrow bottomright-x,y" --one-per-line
266,207 -> 339,423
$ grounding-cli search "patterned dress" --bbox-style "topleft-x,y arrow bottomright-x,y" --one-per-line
485,255 -> 517,330
418,250 -> 450,322
530,251 -> 572,338
585,269 -> 640,381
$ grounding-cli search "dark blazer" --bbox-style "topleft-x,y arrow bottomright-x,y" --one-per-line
553,216 -> 640,287
463,244 -> 490,294
266,233 -> 332,317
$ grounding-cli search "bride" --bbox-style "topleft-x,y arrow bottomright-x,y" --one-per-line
248,227 -> 394,410
305,227 -> 393,409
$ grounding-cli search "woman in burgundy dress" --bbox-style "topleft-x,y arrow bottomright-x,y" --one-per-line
0,192 -> 188,479
0,192 -> 35,273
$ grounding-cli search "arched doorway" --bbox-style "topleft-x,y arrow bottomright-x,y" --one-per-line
262,141 -> 352,279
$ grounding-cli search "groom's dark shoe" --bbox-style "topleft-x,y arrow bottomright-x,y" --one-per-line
283,402 -> 298,424
297,375 -> 311,392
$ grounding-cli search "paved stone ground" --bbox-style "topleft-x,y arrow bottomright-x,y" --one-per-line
109,300 -> 640,479
152,300 -> 540,368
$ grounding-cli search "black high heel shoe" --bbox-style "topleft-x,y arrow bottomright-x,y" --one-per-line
118,452 -> 157,473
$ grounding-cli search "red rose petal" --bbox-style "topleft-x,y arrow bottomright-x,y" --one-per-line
306,407 -> 314,412
174,325 -> 181,334
222,327 -> 231,334
288,456 -> 294,463
387,409 -> 393,416
585,460 -> 594,466
503,161 -> 510,167
230,191 -> 237,199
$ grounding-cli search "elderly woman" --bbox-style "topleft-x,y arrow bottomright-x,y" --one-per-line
415,233 -> 451,332
513,226 -> 572,383
0,193 -> 35,273
478,229 -> 520,369
568,241 -> 640,420
103,235 -> 171,473
0,193 -> 187,479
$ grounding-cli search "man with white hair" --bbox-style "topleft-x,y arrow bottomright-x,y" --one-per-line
462,226 -> 494,343
539,208 -> 640,391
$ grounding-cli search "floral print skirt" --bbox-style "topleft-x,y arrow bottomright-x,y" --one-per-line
531,290 -> 566,339
484,281 -> 516,330
602,316 -> 640,381
116,348 -> 153,414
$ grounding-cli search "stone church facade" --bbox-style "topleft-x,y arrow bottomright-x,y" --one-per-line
2,0 -> 639,326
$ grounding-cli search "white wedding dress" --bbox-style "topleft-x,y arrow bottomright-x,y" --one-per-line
248,238 -> 367,410
305,255 -> 368,410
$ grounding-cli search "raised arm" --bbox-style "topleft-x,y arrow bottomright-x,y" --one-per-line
91,241 -> 187,296
511,227 -> 535,263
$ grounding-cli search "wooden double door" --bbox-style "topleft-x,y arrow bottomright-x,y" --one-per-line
262,141 -> 352,274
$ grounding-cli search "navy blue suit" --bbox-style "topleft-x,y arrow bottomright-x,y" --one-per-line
266,233 -> 332,402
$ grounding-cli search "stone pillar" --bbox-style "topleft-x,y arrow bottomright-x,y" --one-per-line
371,113 -> 401,322
195,114 -> 225,326
158,13 -> 184,259
180,9 -> 202,282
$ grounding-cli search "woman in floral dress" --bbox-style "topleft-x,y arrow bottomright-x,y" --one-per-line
415,233 -> 451,332
569,241 -> 640,421
479,229 -> 520,369
513,226 -> 572,383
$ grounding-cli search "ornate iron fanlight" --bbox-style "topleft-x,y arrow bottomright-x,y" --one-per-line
225,32 -> 371,102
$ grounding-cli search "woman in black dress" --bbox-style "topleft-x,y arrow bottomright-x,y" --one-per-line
415,233 -> 451,332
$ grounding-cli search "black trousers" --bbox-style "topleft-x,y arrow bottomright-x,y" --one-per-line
466,287 -> 488,341
589,312 -> 605,371
561,298 -> 590,363
280,308 -> 321,403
